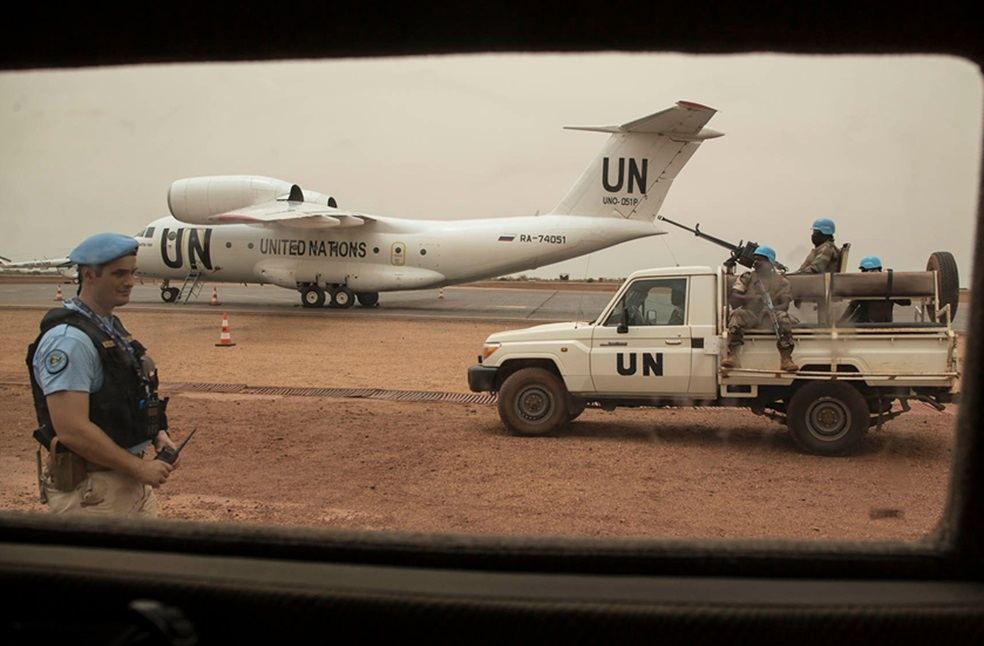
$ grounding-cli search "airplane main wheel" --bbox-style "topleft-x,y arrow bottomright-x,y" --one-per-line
161,287 -> 179,303
357,292 -> 379,308
301,286 -> 326,308
334,287 -> 356,309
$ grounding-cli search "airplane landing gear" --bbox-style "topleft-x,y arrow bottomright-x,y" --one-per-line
161,287 -> 180,303
301,285 -> 326,308
331,286 -> 356,309
357,292 -> 379,308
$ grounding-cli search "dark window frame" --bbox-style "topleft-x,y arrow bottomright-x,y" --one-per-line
1,6 -> 982,640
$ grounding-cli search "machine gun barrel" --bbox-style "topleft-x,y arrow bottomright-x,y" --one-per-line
657,215 -> 788,272
656,215 -> 741,253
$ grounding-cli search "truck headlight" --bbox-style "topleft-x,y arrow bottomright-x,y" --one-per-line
482,342 -> 502,360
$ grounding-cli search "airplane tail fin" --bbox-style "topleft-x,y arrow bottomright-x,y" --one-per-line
550,101 -> 722,221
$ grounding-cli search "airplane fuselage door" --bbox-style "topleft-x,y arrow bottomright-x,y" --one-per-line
391,242 -> 406,266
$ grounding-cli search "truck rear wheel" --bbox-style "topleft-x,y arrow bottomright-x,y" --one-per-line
787,381 -> 869,456
497,368 -> 570,437
926,251 -> 959,320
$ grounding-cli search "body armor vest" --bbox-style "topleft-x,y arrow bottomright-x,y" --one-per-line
27,308 -> 167,452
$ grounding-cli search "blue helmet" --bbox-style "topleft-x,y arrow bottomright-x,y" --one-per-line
752,245 -> 777,265
859,256 -> 882,271
811,218 -> 836,235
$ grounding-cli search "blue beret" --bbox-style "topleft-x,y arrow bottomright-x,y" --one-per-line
68,233 -> 138,265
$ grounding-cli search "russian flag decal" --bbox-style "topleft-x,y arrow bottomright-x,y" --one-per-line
498,235 -> 515,242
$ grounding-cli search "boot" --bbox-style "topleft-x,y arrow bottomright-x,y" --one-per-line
779,347 -> 799,372
720,346 -> 740,369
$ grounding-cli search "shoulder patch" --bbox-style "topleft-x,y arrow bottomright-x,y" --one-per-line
44,349 -> 69,375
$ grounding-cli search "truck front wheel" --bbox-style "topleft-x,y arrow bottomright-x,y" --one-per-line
787,381 -> 869,456
498,368 -> 570,437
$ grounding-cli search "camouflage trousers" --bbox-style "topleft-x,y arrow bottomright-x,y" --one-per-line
727,308 -> 798,351
45,470 -> 159,517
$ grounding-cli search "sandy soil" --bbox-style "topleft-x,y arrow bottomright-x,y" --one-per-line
0,307 -> 959,541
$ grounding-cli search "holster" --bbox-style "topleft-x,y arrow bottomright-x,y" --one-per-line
45,437 -> 88,493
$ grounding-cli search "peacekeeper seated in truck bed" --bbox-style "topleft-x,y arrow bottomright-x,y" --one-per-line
838,256 -> 912,324
725,269 -> 937,329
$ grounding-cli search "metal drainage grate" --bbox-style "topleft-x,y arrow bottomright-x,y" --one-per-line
163,382 -> 496,406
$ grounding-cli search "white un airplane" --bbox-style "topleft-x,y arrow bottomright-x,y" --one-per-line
8,102 -> 722,308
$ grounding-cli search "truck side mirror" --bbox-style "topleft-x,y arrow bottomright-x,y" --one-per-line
617,300 -> 629,334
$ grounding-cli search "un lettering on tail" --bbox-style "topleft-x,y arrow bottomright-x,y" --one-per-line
553,101 -> 723,221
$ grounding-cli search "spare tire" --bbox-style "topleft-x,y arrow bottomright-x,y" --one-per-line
926,251 -> 959,320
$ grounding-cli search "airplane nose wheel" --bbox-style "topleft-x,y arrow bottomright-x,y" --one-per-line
301,285 -> 326,308
160,287 -> 180,303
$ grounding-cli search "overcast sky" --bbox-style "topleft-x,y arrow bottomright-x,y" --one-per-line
1,54 -> 980,285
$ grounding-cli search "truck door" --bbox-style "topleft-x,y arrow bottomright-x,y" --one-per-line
590,277 -> 692,394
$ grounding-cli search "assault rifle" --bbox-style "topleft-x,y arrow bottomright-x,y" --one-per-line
657,215 -> 788,272
760,286 -> 783,338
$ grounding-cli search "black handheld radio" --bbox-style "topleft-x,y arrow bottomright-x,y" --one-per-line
155,428 -> 197,464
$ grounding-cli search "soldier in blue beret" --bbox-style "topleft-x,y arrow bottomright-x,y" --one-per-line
795,218 -> 841,274
27,232 -> 178,515
721,246 -> 799,372
839,255 -> 911,324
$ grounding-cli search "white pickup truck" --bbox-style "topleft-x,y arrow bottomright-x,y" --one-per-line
467,254 -> 960,455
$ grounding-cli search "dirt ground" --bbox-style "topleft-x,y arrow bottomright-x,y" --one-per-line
0,307 -> 961,541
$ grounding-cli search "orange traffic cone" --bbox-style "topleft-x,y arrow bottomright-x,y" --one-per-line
438,288 -> 444,300
215,313 -> 236,347
54,285 -> 63,301
209,287 -> 220,306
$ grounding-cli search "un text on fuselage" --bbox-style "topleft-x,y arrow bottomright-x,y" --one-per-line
159,227 -> 369,270
161,227 -> 213,270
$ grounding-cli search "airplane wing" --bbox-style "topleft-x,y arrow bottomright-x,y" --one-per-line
206,201 -> 373,229
0,256 -> 71,269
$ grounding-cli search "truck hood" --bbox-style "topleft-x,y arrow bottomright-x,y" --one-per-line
487,321 -> 593,344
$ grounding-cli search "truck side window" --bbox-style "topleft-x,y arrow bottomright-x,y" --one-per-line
605,278 -> 687,327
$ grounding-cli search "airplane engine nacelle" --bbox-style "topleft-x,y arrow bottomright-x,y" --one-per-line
300,190 -> 338,208
167,176 -> 338,223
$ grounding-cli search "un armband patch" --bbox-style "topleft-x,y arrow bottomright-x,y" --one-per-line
44,349 -> 69,375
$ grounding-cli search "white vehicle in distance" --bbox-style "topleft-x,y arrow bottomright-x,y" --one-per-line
468,253 -> 960,456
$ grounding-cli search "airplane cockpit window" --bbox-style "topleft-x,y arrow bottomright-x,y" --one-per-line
0,54 -> 979,546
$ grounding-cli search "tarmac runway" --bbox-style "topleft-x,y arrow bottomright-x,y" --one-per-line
0,281 -> 970,331
0,282 -> 615,323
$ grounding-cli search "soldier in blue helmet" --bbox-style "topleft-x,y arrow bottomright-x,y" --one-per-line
720,245 -> 799,372
795,218 -> 841,274
839,256 -> 911,324
26,233 -> 178,515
